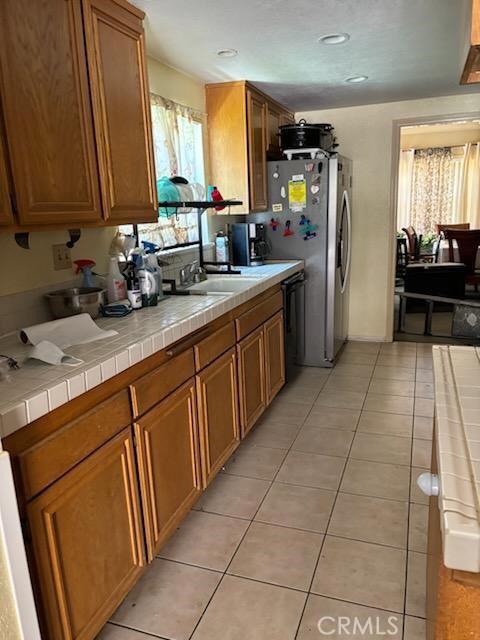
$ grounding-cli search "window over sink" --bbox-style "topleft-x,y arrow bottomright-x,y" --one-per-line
119,94 -> 206,249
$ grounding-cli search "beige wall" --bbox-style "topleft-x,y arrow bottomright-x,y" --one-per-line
298,93 -> 480,341
0,228 -> 116,297
147,57 -> 205,113
0,58 -> 207,298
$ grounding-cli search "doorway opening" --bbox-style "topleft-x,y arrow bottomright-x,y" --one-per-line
392,118 -> 480,345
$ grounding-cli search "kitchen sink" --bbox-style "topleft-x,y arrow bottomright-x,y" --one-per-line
188,277 -> 260,294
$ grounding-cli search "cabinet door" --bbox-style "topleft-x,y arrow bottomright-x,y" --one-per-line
280,112 -> 295,127
247,90 -> 268,212
135,380 -> 201,560
237,326 -> 267,437
83,0 -> 157,223
264,311 -> 286,405
0,130 -> 13,225
0,0 -> 102,226
267,105 -> 282,155
27,428 -> 144,640
197,348 -> 240,486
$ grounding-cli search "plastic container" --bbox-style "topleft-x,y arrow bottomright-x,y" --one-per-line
106,257 -> 126,303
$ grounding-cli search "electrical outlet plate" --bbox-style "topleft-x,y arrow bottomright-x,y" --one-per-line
52,244 -> 72,271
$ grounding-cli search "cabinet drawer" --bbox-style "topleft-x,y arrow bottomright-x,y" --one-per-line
235,290 -> 283,340
131,349 -> 195,418
194,322 -> 236,371
18,390 -> 131,501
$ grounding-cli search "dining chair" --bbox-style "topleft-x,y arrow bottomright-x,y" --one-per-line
396,237 -> 408,282
444,228 -> 480,290
401,226 -> 435,262
435,223 -> 470,235
434,223 -> 471,262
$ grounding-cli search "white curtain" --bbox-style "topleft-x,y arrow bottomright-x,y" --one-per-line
397,143 -> 479,234
397,149 -> 414,231
140,94 -> 206,248
449,143 -> 480,228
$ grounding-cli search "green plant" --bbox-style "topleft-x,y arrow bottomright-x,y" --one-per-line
420,232 -> 437,250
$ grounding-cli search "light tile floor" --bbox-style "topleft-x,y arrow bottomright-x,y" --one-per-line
98,341 -> 431,640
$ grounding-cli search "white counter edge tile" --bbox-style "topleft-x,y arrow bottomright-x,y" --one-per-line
0,261 -> 303,439
433,345 -> 480,573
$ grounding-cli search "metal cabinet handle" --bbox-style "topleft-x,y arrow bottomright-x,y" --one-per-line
166,327 -> 212,357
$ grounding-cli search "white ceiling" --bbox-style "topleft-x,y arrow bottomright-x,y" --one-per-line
136,0 -> 480,111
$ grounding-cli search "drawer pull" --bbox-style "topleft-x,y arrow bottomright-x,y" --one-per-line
166,328 -> 212,357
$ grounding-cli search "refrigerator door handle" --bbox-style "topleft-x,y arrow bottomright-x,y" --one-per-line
341,190 -> 352,294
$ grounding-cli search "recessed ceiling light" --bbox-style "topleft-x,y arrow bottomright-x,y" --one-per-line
345,75 -> 368,83
319,33 -> 350,45
216,48 -> 238,58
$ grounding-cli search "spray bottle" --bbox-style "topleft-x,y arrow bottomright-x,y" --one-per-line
74,259 -> 96,288
106,256 -> 127,303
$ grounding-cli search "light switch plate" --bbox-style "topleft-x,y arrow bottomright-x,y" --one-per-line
52,244 -> 72,271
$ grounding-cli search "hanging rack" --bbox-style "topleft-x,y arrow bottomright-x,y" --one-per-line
157,200 -> 243,273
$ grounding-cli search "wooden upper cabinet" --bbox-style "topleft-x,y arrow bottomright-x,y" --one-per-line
247,90 -> 268,211
0,0 -> 102,226
134,380 -> 201,560
267,105 -> 282,154
196,348 -> 240,487
83,0 -> 157,223
0,130 -> 13,225
461,0 -> 480,84
206,81 -> 293,214
264,311 -> 285,405
27,428 -> 144,640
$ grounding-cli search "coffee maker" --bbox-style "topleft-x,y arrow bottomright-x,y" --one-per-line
230,223 -> 269,266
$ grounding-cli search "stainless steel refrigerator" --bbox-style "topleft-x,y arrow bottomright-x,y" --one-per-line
250,155 -> 352,367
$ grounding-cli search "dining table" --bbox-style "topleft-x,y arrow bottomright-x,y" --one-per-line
433,238 -> 480,268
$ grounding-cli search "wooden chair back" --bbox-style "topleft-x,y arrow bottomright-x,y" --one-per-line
444,229 -> 480,275
396,237 -> 408,279
435,223 -> 470,235
402,226 -> 421,260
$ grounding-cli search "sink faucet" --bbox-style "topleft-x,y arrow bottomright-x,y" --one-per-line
179,261 -> 207,286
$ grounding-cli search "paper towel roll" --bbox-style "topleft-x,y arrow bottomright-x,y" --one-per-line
19,314 -> 118,349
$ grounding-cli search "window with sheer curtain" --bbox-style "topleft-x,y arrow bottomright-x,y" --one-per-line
397,143 -> 480,235
119,94 -> 206,248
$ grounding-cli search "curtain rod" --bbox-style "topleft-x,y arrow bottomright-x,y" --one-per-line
401,142 -> 479,152
150,91 -> 207,117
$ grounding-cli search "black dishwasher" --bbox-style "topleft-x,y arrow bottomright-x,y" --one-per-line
281,271 -> 305,381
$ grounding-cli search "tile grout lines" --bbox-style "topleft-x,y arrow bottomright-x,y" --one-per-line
186,369 -> 331,640
107,342 -> 431,640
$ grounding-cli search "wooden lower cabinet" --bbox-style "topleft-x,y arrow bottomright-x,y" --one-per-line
264,311 -> 285,404
27,428 -> 144,640
134,379 -> 201,560
196,348 -> 240,486
237,326 -> 267,436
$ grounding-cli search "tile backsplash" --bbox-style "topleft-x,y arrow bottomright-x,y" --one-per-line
0,244 -> 215,337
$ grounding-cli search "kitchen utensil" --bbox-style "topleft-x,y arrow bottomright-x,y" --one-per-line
45,287 -> 106,319
279,119 -> 337,152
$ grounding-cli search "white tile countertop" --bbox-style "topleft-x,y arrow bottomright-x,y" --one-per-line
432,345 -> 480,573
0,261 -> 303,440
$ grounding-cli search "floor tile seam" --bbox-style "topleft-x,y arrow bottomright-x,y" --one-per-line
347,453 -> 413,468
106,620 -> 168,639
402,400 -> 417,633
303,401 -> 361,612
307,588 -> 406,616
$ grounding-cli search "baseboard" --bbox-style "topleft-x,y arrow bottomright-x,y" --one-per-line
347,335 -> 392,343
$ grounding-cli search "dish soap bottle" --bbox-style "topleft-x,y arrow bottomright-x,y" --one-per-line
106,256 -> 126,303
